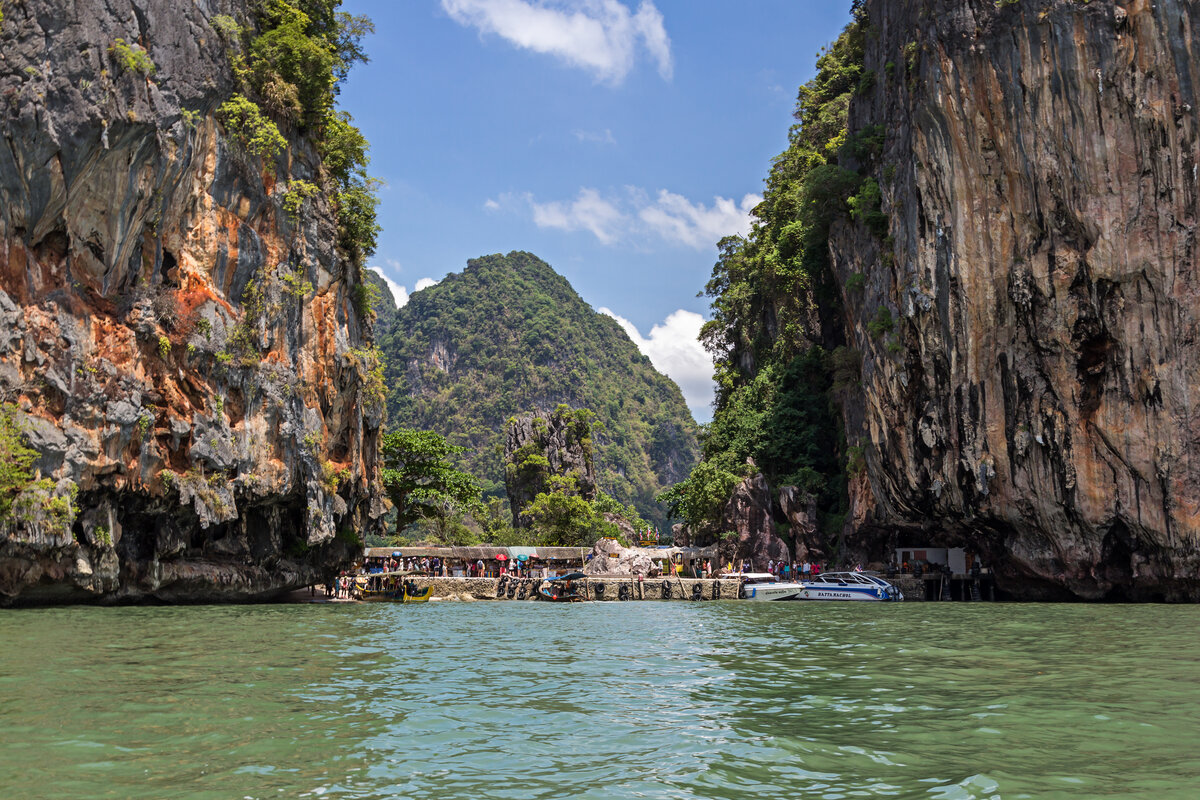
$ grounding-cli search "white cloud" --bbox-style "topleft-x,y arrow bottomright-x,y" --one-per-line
513,186 -> 760,250
483,198 -> 502,211
368,266 -> 409,308
414,277 -> 440,292
600,307 -> 714,421
441,0 -> 672,84
639,190 -> 760,249
530,187 -> 627,244
572,128 -> 617,145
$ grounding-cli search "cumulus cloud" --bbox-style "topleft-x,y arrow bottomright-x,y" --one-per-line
441,0 -> 673,84
368,266 -> 409,308
508,186 -> 760,250
414,277 -> 440,292
600,307 -> 714,421
639,190 -> 760,249
529,187 -> 627,244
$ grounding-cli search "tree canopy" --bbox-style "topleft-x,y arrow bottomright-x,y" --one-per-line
379,428 -> 481,536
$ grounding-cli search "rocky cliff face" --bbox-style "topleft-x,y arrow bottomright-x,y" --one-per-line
835,0 -> 1200,599
504,407 -> 598,528
0,1 -> 382,604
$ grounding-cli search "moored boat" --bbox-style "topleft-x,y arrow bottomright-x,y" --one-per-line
793,571 -> 903,601
537,571 -> 587,602
358,572 -> 432,603
737,572 -> 806,601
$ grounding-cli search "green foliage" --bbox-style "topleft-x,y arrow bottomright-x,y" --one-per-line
404,510 -> 481,547
320,459 -> 351,492
592,490 -> 648,534
218,94 -> 286,162
109,38 -> 155,76
213,395 -> 224,422
867,306 -> 894,338
215,2 -> 379,265
137,412 -> 153,440
844,124 -> 885,164
380,428 -> 481,535
0,405 -> 76,534
211,14 -> 243,40
846,445 -> 866,475
335,175 -> 381,263
657,459 -> 741,533
94,525 -> 112,547
521,475 -> 618,548
759,349 -> 842,506
321,112 -> 384,264
348,346 -> 385,416
157,335 -> 171,359
904,41 -> 919,76
351,279 -> 381,321
845,272 -> 865,294
245,0 -> 373,126
318,111 -> 369,185
855,68 -> 875,96
848,177 -> 888,236
281,266 -> 314,298
282,179 -> 320,221
830,346 -> 861,394
181,109 -> 200,129
0,405 -> 40,524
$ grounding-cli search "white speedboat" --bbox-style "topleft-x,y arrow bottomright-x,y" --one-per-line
794,571 -> 903,601
737,572 -> 806,601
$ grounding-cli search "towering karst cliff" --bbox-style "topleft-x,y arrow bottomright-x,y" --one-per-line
687,0 -> 1200,600
835,0 -> 1200,599
0,1 -> 383,604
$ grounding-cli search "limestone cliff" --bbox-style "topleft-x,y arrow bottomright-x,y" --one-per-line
836,0 -> 1200,599
504,406 -> 598,528
0,1 -> 382,604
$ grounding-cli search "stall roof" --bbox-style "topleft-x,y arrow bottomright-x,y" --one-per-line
364,546 -> 449,558
451,546 -> 510,561
536,547 -> 589,561
365,545 -> 589,561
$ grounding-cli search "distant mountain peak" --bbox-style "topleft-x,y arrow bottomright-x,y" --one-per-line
373,251 -> 698,529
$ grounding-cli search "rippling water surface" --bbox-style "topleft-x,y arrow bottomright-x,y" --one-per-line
2,601 -> 1198,799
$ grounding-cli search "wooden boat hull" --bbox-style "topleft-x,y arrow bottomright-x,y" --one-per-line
402,586 -> 432,603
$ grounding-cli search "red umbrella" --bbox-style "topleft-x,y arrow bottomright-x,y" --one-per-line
495,553 -> 508,561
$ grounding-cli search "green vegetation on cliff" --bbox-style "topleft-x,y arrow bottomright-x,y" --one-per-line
0,406 -> 76,535
373,251 -> 699,532
211,1 -> 380,265
666,10 -> 870,539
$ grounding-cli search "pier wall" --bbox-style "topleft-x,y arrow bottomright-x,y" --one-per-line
404,576 -> 741,601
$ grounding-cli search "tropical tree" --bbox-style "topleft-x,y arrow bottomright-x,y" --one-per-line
380,428 -> 480,536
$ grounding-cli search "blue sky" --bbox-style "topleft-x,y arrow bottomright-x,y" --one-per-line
337,1 -> 856,421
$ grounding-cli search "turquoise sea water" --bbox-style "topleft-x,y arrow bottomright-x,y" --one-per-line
1,601 -> 1198,799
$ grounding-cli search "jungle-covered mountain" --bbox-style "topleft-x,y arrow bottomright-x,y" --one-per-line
371,251 -> 699,531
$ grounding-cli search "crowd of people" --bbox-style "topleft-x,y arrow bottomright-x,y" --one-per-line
359,555 -> 545,579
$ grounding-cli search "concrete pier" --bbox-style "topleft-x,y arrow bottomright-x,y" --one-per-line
402,575 -> 741,601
